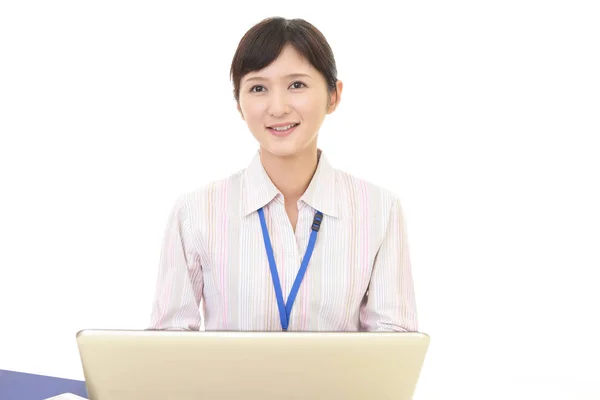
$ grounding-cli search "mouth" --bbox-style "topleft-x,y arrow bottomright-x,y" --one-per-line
266,122 -> 300,137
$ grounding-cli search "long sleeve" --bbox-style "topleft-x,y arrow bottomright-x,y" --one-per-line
360,198 -> 418,332
148,194 -> 203,330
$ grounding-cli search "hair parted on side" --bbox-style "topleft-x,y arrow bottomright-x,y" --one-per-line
230,17 -> 338,102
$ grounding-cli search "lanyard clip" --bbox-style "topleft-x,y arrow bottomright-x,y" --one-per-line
311,211 -> 324,232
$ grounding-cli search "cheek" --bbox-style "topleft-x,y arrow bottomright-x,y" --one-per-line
241,102 -> 265,125
293,97 -> 323,119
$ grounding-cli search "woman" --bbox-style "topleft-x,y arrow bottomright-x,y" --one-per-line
148,17 -> 418,332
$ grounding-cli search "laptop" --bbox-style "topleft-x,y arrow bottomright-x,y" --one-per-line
76,329 -> 430,400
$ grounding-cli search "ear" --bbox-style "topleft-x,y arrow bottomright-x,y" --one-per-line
326,80 -> 343,114
237,102 -> 245,121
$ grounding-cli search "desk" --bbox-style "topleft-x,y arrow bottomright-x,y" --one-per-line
0,369 -> 88,400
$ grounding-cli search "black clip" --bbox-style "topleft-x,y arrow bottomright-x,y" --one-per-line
311,211 -> 324,232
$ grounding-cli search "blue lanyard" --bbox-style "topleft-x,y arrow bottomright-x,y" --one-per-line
258,207 -> 323,331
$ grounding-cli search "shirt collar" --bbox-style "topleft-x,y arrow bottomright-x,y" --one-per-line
242,149 -> 339,218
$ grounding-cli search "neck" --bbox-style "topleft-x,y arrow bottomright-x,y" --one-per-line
260,147 -> 319,202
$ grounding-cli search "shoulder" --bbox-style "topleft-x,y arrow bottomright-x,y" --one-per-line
332,166 -> 402,215
171,168 -> 245,212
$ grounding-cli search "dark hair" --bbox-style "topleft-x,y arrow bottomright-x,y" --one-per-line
230,17 -> 338,102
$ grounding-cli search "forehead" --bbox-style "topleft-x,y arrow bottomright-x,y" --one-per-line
243,45 -> 315,82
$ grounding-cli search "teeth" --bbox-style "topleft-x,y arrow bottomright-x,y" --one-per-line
271,124 -> 297,131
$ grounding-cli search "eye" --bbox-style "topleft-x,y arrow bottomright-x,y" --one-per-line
290,81 -> 306,89
250,85 -> 265,93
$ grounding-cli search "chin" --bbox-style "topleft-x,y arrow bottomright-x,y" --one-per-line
263,147 -> 300,158
260,141 -> 306,158
255,130 -> 317,159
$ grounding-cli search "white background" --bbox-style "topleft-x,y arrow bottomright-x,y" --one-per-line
1,1 -> 599,399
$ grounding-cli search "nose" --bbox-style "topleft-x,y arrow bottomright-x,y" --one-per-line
267,89 -> 291,117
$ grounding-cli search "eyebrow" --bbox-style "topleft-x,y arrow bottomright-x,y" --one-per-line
243,73 -> 312,84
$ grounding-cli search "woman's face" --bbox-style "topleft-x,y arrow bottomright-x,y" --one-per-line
237,44 -> 342,159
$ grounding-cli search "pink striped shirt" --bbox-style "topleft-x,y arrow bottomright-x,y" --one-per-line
148,150 -> 418,332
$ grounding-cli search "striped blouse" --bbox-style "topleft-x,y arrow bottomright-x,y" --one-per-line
148,150 -> 418,332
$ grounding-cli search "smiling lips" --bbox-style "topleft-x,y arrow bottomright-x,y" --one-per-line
267,122 -> 300,137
